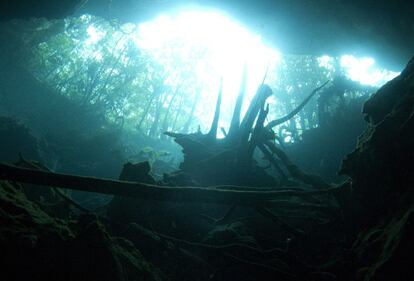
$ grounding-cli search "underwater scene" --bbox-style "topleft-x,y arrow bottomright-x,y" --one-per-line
0,1 -> 413,280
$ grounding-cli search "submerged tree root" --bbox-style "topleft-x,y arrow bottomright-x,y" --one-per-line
128,224 -> 298,280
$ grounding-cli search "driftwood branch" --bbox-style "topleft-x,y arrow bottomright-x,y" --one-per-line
263,141 -> 332,189
227,64 -> 248,139
246,103 -> 269,160
207,78 -> 223,139
266,80 -> 330,129
239,84 -> 273,144
257,143 -> 287,179
0,163 -> 340,206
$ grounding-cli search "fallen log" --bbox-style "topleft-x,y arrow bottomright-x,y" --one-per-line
0,163 -> 341,206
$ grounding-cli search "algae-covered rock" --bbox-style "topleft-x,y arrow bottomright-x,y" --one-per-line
340,57 -> 414,222
107,161 -> 158,225
339,57 -> 414,281
0,180 -> 166,281
122,223 -> 209,281
352,202 -> 413,281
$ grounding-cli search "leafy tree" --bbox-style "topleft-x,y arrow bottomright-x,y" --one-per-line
12,15 -> 377,142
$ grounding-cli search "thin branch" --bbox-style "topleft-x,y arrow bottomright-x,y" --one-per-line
266,80 -> 330,129
227,63 -> 248,139
215,204 -> 238,225
246,103 -> 269,162
263,141 -> 332,189
255,207 -> 304,236
220,127 -> 227,137
15,155 -> 90,213
239,85 -> 273,144
207,78 -> 223,139
258,144 -> 287,179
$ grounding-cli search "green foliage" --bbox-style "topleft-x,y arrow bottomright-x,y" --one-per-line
14,15 -> 375,142
21,15 -> 206,138
265,55 -> 373,143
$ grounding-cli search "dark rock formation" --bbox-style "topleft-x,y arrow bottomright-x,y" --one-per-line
339,57 -> 414,281
0,180 -> 165,281
0,116 -> 42,163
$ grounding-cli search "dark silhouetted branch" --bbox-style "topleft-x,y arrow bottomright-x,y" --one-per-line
255,207 -> 304,236
0,163 -> 339,206
263,141 -> 332,189
227,64 -> 247,139
258,143 -> 287,180
239,84 -> 273,144
207,78 -> 223,139
266,80 -> 330,129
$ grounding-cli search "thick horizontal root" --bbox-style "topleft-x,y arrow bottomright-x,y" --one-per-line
0,163 -> 341,206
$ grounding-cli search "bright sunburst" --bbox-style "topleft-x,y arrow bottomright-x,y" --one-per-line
78,11 -> 401,137
340,55 -> 399,86
133,10 -> 281,129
